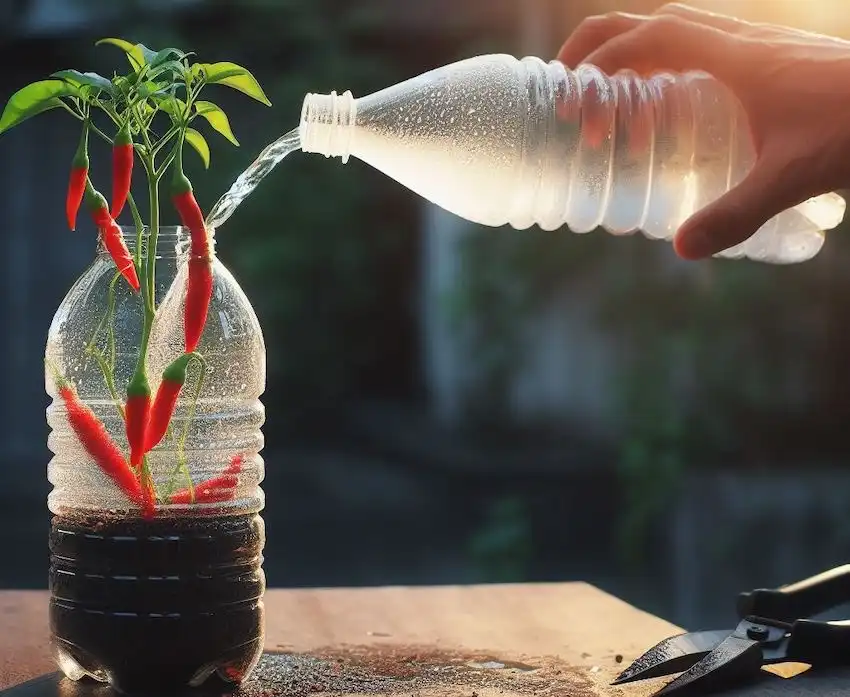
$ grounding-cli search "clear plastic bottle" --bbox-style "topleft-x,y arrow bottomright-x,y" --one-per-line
299,54 -> 845,263
45,226 -> 266,693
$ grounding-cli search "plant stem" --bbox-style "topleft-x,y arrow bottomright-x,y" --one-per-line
154,148 -> 179,179
144,158 -> 159,333
140,453 -> 156,504
152,126 -> 181,158
91,350 -> 123,417
84,271 -> 124,419
126,161 -> 160,514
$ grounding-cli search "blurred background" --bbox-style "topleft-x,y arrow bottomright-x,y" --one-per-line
2,0 -> 850,632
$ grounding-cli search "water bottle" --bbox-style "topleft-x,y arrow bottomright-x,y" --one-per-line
299,54 -> 845,263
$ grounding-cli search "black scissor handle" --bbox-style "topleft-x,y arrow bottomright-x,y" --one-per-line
786,619 -> 850,667
737,564 -> 850,622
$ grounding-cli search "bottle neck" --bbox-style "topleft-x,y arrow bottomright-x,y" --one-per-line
96,226 -> 217,260
299,90 -> 357,163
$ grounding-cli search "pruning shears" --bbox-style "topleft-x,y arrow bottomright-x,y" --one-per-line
613,564 -> 850,695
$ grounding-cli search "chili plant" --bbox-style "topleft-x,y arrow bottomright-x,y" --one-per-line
2,38 -> 270,514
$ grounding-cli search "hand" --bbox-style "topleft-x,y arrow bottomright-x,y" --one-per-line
558,3 -> 850,260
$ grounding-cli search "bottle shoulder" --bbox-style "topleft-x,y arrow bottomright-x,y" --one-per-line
146,255 -> 266,401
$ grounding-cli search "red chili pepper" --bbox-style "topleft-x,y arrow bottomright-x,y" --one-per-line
66,122 -> 89,231
54,373 -> 150,515
185,257 -> 213,353
224,454 -> 244,475
84,180 -> 140,292
171,488 -> 235,505
169,469 -> 239,505
172,188 -> 206,240
101,221 -> 141,292
194,473 -> 239,491
110,122 -> 134,219
125,365 -> 150,470
145,352 -> 194,452
171,141 -> 213,352
170,140 -> 206,237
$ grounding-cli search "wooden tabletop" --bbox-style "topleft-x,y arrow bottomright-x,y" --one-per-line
1,584 -> 847,696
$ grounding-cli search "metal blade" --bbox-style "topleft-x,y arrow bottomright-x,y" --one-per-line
612,630 -> 730,685
652,634 -> 765,696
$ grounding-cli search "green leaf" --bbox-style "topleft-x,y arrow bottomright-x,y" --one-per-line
185,128 -> 210,169
148,60 -> 186,81
0,80 -> 78,134
193,100 -> 239,146
150,47 -> 186,68
51,70 -> 114,95
95,38 -> 156,71
134,43 -> 158,64
96,38 -> 145,70
192,62 -> 271,106
137,81 -> 167,98
154,96 -> 187,120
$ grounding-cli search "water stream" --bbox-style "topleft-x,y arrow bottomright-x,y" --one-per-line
205,127 -> 301,230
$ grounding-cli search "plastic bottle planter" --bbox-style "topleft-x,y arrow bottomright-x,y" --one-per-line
45,226 -> 266,693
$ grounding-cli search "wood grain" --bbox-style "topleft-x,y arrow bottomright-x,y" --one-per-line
2,585 -> 850,696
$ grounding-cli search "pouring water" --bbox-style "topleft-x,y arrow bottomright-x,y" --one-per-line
205,128 -> 302,230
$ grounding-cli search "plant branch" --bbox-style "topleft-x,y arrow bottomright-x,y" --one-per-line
152,125 -> 181,158
154,146 -> 179,180
8,42 -> 274,516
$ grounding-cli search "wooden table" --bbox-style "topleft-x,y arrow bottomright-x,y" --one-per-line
0,584 -> 847,696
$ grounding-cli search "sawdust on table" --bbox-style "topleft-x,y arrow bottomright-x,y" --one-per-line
235,645 -> 598,697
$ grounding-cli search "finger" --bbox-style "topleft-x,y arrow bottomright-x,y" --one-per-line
582,14 -> 740,78
557,12 -> 648,67
654,3 -> 755,34
673,159 -> 808,260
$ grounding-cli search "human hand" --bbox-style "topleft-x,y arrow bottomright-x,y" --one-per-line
558,3 -> 850,260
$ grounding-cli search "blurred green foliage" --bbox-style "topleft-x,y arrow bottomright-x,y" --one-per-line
467,495 -> 533,582
453,219 -> 850,564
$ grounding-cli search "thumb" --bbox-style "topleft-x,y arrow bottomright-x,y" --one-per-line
673,160 -> 801,260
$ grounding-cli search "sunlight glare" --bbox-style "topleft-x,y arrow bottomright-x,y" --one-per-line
665,0 -> 850,38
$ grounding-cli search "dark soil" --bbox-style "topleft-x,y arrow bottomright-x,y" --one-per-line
49,512 -> 265,693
